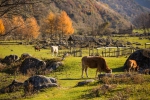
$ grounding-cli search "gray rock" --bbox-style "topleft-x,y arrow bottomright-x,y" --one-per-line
0,80 -> 23,93
20,57 -> 46,75
123,49 -> 150,72
24,75 -> 58,91
20,53 -> 32,60
77,79 -> 95,86
2,55 -> 19,65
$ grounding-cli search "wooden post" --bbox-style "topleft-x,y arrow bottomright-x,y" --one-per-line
92,46 -> 94,56
69,41 -> 71,54
89,42 -> 90,56
105,48 -> 106,57
116,47 -> 119,57
80,48 -> 82,57
109,48 -> 110,57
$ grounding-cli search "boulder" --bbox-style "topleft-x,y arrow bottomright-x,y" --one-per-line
20,57 -> 46,75
0,80 -> 23,93
46,61 -> 63,72
24,75 -> 58,91
2,55 -> 19,65
123,49 -> 150,72
98,73 -> 113,79
20,53 -> 32,60
77,79 -> 95,86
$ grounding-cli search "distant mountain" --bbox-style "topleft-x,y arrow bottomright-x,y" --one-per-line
19,0 -> 132,33
99,0 -> 150,23
135,0 -> 150,9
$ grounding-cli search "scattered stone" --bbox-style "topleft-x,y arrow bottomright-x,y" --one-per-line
0,80 -> 23,93
20,57 -> 46,75
98,73 -> 113,79
77,79 -> 95,86
123,49 -> 150,73
2,55 -> 19,65
24,75 -> 58,92
20,53 -> 32,60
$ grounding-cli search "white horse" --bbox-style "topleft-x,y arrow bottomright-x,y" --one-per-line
51,46 -> 58,56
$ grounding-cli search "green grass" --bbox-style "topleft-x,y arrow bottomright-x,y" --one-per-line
0,36 -> 150,100
133,29 -> 150,34
0,45 -> 52,59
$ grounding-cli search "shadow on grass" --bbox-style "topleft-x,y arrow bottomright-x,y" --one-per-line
112,66 -> 124,73
79,88 -> 127,100
60,77 -> 94,80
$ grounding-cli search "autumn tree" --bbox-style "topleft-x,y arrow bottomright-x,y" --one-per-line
42,11 -> 74,41
0,19 -> 5,35
11,16 -> 26,40
57,11 -> 74,36
0,0 -> 43,18
42,12 -> 57,38
25,17 -> 40,40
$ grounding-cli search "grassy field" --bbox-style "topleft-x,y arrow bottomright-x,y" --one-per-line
0,36 -> 150,100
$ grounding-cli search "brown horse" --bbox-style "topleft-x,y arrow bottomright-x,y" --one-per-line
81,56 -> 112,78
34,46 -> 40,51
126,59 -> 139,72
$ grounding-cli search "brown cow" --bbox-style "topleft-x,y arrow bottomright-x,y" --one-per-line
81,56 -> 112,78
126,59 -> 139,72
34,46 -> 40,51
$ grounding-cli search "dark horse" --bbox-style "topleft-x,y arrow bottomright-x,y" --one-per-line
34,46 -> 40,51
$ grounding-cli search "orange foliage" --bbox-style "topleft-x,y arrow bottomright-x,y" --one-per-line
0,19 -> 5,35
12,16 -> 26,35
57,11 -> 74,35
45,12 -> 56,34
25,17 -> 40,39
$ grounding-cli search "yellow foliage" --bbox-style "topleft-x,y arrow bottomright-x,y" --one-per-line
12,16 -> 25,35
25,17 -> 40,39
0,19 -> 5,35
45,12 -> 56,34
42,11 -> 74,37
58,11 -> 74,35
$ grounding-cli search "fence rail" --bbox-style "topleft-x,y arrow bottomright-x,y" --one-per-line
96,47 -> 135,57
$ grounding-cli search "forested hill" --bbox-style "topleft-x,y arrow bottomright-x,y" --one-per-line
22,0 -> 131,32
135,0 -> 150,9
99,0 -> 150,22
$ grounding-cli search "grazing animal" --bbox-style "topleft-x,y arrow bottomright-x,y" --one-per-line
142,69 -> 150,75
51,46 -> 58,56
81,56 -> 112,78
126,59 -> 139,72
34,46 -> 40,51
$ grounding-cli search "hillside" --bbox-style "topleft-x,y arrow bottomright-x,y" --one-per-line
135,0 -> 150,9
99,0 -> 150,22
20,0 -> 132,33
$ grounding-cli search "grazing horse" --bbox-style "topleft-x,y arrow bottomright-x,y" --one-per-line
34,46 -> 40,51
51,46 -> 58,56
126,59 -> 139,72
81,56 -> 112,78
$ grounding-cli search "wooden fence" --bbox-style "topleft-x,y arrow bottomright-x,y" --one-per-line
94,47 -> 135,57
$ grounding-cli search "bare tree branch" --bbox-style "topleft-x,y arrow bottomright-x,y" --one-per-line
0,24 -> 22,36
0,0 -> 43,17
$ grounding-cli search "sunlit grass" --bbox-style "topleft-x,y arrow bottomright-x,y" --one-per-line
133,29 -> 150,34
0,36 -> 150,100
